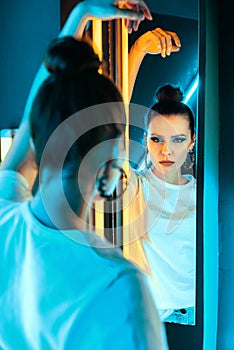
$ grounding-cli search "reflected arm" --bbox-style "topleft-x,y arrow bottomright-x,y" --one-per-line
128,27 -> 181,101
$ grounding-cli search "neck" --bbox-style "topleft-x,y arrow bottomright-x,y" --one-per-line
152,167 -> 188,185
30,172 -> 95,231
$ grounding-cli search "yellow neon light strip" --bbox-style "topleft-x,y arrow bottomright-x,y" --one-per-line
92,19 -> 103,74
120,20 -> 131,258
92,18 -> 104,235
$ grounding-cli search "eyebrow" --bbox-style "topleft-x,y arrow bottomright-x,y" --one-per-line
150,133 -> 187,138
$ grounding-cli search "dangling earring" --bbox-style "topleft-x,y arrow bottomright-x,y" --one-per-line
144,149 -> 153,169
183,149 -> 196,169
144,134 -> 152,170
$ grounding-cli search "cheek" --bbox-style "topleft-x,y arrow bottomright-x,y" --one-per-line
148,142 -> 160,155
148,147 -> 161,163
173,145 -> 189,162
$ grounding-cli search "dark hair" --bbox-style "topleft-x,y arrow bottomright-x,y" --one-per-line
145,84 -> 195,138
30,36 -> 125,169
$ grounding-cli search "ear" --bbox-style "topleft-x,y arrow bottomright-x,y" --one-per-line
189,132 -> 196,151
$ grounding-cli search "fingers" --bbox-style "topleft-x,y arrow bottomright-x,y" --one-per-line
130,0 -> 152,20
164,30 -> 182,48
151,28 -> 181,58
151,28 -> 171,57
124,19 -> 140,33
97,160 -> 122,198
119,1 -> 151,34
122,3 -> 140,34
171,45 -> 180,53
117,0 -> 152,20
133,19 -> 140,31
155,27 -> 172,56
128,19 -> 141,33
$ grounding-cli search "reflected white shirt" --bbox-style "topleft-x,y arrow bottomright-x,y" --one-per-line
126,168 -> 196,314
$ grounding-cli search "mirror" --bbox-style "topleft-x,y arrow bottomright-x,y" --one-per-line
60,0 -> 205,340
127,3 -> 199,327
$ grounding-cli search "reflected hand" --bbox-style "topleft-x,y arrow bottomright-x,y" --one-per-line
134,27 -> 181,57
84,0 -> 152,33
96,160 -> 124,200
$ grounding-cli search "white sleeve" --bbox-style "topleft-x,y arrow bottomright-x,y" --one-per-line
115,270 -> 169,350
100,269 -> 169,349
0,170 -> 33,202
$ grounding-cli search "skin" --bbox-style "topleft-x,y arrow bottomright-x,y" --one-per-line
128,28 -> 181,101
0,0 -> 151,229
146,114 -> 196,185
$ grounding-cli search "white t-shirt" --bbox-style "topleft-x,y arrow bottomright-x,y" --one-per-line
125,168 -> 196,317
0,170 -> 168,350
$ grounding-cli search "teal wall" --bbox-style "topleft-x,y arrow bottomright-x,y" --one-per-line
217,0 -> 234,347
202,0 -> 219,348
0,0 -> 60,129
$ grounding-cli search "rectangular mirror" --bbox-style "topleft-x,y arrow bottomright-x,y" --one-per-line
128,3 -> 199,328
61,0 -> 202,342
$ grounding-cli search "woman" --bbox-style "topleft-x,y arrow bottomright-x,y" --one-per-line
0,1 -> 169,349
118,84 -> 196,325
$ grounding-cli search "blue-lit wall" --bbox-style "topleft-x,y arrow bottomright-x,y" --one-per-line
0,0 -> 60,129
202,0 -> 219,348
202,0 -> 234,348
217,0 -> 234,347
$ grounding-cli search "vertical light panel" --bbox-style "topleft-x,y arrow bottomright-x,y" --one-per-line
0,137 -> 13,162
94,200 -> 105,239
115,19 -> 130,251
92,19 -> 103,73
92,18 -> 104,237
90,19 -> 130,248
120,19 -> 129,104
0,129 -> 16,162
119,20 -> 131,258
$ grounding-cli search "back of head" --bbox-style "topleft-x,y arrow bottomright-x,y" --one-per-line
146,84 -> 195,138
30,36 -> 125,169
156,84 -> 183,103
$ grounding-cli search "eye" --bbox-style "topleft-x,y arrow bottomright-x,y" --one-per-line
172,137 -> 187,143
150,136 -> 164,143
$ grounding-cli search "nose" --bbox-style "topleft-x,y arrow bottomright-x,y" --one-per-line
161,143 -> 172,155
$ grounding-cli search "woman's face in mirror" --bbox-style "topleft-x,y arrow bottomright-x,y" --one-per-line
146,114 -> 195,183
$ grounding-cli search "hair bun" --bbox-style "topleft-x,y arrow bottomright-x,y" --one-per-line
156,84 -> 183,102
44,36 -> 101,75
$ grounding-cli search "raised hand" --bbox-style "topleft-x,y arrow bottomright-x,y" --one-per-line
133,27 -> 181,57
128,27 -> 181,100
83,0 -> 152,33
117,0 -> 152,33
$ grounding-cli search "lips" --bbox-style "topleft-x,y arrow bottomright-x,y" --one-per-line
159,160 -> 175,167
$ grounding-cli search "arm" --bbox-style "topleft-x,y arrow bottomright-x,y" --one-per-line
0,0 -> 151,185
128,27 -> 181,101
